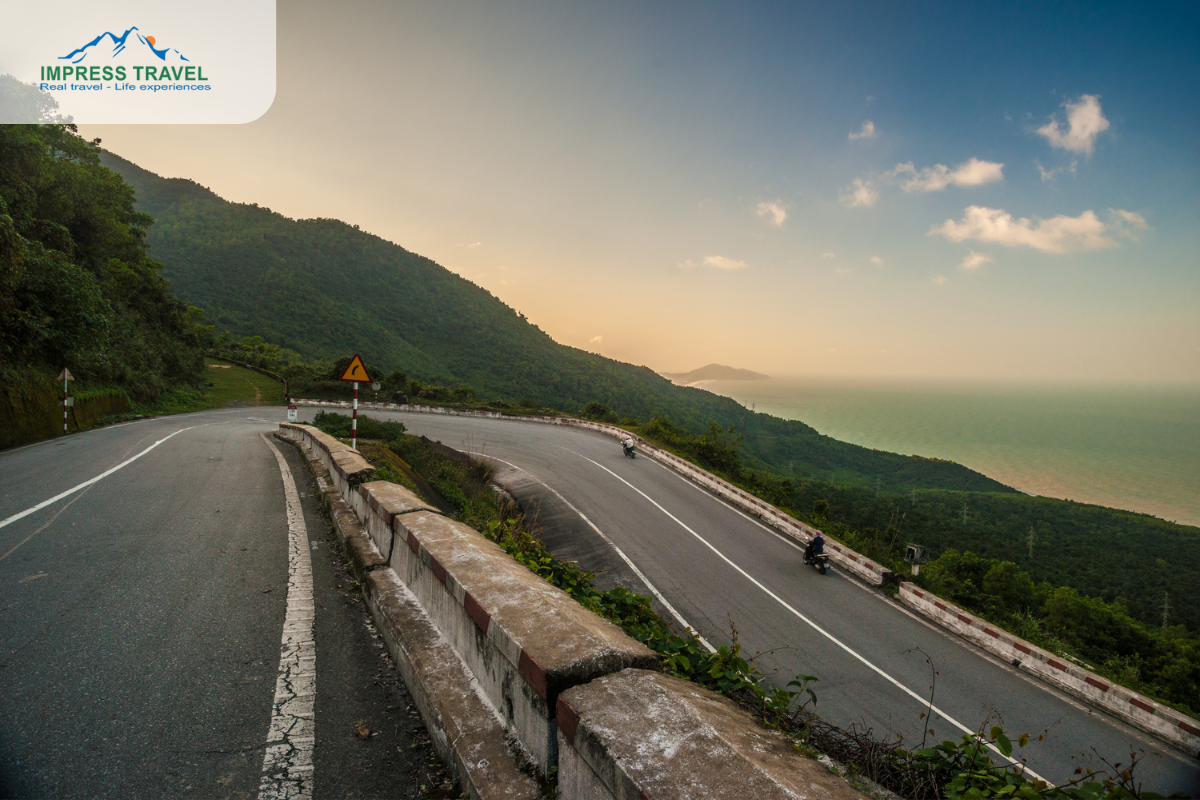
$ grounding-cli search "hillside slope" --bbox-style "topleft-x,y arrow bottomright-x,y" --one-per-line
101,150 -> 1012,493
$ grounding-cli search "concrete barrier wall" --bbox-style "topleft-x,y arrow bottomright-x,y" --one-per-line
278,423 -> 658,773
278,421 -> 876,799
898,583 -> 1200,757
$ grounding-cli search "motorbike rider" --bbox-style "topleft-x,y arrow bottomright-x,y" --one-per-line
804,531 -> 825,562
621,436 -> 635,456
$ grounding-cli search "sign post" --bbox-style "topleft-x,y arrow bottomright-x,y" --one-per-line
337,354 -> 370,450
57,368 -> 75,434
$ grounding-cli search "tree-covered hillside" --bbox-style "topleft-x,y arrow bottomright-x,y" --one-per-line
102,151 -> 1013,494
1,120 -> 204,404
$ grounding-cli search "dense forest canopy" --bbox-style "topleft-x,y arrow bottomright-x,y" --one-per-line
0,117 -> 204,398
102,150 -> 1012,495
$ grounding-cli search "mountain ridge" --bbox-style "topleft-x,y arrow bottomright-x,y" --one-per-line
663,364 -> 770,383
99,148 -> 1014,494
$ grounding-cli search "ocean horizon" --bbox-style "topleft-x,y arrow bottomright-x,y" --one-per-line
694,376 -> 1200,529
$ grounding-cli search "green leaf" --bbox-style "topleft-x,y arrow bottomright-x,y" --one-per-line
995,733 -> 1013,758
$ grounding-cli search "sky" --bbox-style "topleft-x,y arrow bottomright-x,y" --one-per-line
80,1 -> 1200,382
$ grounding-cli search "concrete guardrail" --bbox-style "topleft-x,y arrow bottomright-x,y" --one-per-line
277,422 -> 875,799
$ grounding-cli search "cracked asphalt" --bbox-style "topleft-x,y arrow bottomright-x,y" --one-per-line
0,409 -> 453,799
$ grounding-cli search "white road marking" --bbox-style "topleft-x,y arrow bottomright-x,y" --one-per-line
463,450 -> 716,653
0,426 -> 199,532
564,446 -> 1046,782
0,482 -> 96,562
258,434 -> 316,800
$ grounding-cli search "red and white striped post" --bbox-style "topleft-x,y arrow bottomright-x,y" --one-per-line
352,381 -> 358,450
57,367 -> 74,435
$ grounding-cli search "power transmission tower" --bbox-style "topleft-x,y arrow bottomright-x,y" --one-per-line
1027,526 -> 1036,558
876,478 -> 881,497
962,502 -> 968,524
1162,592 -> 1171,629
911,488 -> 917,505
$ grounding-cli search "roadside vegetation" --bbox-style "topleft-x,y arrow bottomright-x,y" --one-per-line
312,410 -> 1177,800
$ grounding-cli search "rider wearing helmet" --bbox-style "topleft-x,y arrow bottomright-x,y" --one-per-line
805,531 -> 825,562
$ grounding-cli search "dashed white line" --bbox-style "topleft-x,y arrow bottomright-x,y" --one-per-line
258,433 -> 316,800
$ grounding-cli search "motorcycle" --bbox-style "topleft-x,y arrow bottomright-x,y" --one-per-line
804,537 -> 829,574
622,439 -> 636,458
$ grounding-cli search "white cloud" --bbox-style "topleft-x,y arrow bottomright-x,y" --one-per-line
849,120 -> 877,140
931,275 -> 949,285
704,255 -> 749,270
1036,160 -> 1077,182
835,265 -> 853,274
459,241 -> 483,248
589,335 -> 603,345
756,200 -> 787,227
1037,94 -> 1110,155
929,206 -> 1145,254
958,251 -> 993,271
680,255 -> 749,270
820,251 -> 836,258
889,158 -> 1004,192
1110,209 -> 1148,239
840,178 -> 878,208
870,256 -> 884,266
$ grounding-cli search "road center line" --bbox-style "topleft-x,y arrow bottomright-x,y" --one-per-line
563,446 -> 1044,782
258,433 -> 317,800
463,450 -> 715,652
0,426 -> 200,532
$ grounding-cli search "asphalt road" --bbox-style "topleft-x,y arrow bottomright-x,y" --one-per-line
325,408 -> 1200,797
0,409 -> 447,799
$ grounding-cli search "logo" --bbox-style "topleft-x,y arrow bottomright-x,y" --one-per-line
41,26 -> 210,88
0,0 -> 275,125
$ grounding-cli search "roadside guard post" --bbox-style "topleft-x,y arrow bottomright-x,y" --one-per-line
338,354 -> 370,450
287,403 -> 298,423
57,368 -> 75,434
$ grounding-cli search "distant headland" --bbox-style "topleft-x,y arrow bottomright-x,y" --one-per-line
661,363 -> 770,384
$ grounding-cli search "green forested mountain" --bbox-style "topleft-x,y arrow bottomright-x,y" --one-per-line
101,150 -> 1011,494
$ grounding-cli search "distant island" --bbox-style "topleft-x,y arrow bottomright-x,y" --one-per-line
661,363 -> 770,384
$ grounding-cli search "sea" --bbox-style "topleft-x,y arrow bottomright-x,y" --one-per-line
696,377 -> 1200,529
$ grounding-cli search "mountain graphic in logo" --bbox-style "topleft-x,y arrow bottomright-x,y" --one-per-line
60,27 -> 189,64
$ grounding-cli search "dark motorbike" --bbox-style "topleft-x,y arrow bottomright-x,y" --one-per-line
622,440 -> 636,458
804,552 -> 830,575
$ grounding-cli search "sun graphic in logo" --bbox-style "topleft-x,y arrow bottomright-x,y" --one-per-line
145,35 -> 156,46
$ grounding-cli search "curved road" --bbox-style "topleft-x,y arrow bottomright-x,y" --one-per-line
320,408 -> 1199,796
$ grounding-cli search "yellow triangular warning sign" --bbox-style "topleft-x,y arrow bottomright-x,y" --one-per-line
338,354 -> 370,383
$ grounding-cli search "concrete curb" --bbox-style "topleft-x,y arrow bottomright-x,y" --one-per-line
898,583 -> 1200,757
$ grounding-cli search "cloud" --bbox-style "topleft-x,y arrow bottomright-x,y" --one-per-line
870,256 -> 884,266
820,251 -> 836,258
459,241 -> 483,248
1037,94 -> 1110,155
888,158 -> 1004,192
1036,160 -> 1077,182
1109,208 -> 1149,242
931,275 -> 949,285
929,206 -> 1145,254
840,178 -> 878,208
835,265 -> 853,274
849,120 -> 877,140
679,255 -> 750,270
958,251 -> 993,271
756,200 -> 787,227
589,335 -> 603,345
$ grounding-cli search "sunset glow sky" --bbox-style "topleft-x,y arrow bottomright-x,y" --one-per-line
83,1 -> 1200,381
